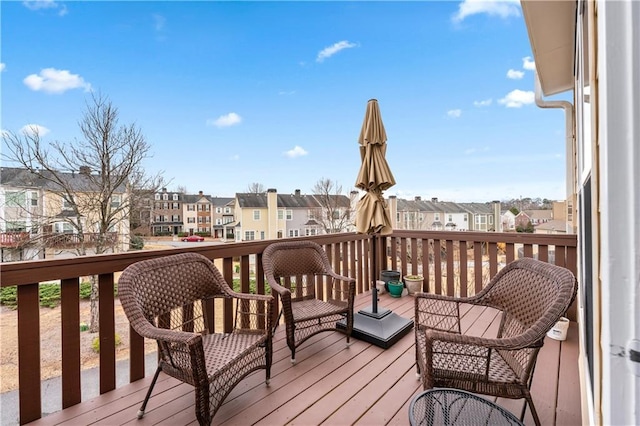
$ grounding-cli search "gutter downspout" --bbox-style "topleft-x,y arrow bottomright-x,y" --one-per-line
534,70 -> 576,234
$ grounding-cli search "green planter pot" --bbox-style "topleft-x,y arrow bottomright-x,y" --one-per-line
387,281 -> 404,298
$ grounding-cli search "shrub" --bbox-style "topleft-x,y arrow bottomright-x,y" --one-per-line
0,281 -> 117,308
129,235 -> 145,250
91,333 -> 122,353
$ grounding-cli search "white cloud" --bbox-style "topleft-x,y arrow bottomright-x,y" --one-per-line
316,41 -> 357,63
522,56 -> 536,71
498,89 -> 535,108
207,112 -> 242,128
507,69 -> 524,79
278,90 -> 296,96
23,0 -> 67,16
284,145 -> 308,158
0,63 -> 5,72
447,109 -> 462,118
20,124 -> 50,137
23,68 -> 91,94
452,0 -> 521,23
473,98 -> 492,107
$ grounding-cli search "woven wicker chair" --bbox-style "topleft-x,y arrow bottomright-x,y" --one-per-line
262,240 -> 356,363
118,253 -> 275,425
414,257 -> 577,426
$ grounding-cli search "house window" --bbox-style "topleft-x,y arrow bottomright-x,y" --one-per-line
188,217 -> 195,224
5,192 -> 25,208
288,229 -> 299,237
30,192 -> 38,206
172,215 -> 180,222
305,228 -> 318,236
489,216 -> 494,225
216,218 -> 222,225
253,210 -> 260,220
286,210 -> 292,220
434,213 -> 440,221
187,204 -> 195,211
162,193 -> 168,201
172,194 -> 178,201
224,207 -> 231,214
6,221 -> 27,231
260,231 -> 265,240
155,193 -> 160,200
163,202 -> 169,209
111,194 -> 121,209
244,231 -> 255,241
278,210 -> 284,220
172,203 -> 179,209
63,196 -> 74,210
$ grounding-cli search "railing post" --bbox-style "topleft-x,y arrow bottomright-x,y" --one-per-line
17,283 -> 41,424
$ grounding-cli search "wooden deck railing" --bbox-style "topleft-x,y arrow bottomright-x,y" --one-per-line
0,231 -> 577,424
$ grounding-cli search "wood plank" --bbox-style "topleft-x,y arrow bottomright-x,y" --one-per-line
555,324 -> 582,425
60,278 -> 81,408
98,274 -> 116,394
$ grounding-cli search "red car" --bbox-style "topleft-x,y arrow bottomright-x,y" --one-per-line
181,235 -> 205,242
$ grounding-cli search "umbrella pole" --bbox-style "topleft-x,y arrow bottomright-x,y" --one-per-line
371,234 -> 378,314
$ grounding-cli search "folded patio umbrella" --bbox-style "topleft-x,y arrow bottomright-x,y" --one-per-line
355,99 -> 395,236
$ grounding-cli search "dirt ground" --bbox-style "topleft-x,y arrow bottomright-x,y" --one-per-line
0,299 -> 157,394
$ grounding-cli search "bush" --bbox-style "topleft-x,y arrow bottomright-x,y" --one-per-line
91,333 -> 122,353
0,281 -> 117,308
129,235 -> 145,250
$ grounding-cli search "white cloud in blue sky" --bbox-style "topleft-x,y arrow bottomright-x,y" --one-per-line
22,0 -> 67,16
522,56 -> 536,70
0,63 -> 5,72
20,124 -> 50,137
23,68 -> 91,94
452,0 -> 521,23
207,113 -> 242,128
474,99 -> 492,107
153,14 -> 166,31
447,109 -> 462,118
316,41 -> 357,63
498,89 -> 535,108
507,69 -> 524,79
284,146 -> 308,158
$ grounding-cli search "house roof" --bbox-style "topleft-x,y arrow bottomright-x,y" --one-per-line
525,209 -> 554,220
235,192 -> 344,209
521,0 -> 577,96
1,167 -> 127,193
535,219 -> 568,232
211,197 -> 234,207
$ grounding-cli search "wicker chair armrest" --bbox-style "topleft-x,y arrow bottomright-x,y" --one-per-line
415,295 -> 462,333
230,293 -> 275,333
134,321 -> 203,347
414,291 -> 477,304
321,273 -> 356,297
425,328 -> 543,351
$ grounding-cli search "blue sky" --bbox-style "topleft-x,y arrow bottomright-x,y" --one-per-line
1,0 -> 569,202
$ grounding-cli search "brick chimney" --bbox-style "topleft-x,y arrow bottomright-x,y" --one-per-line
415,196 -> 421,201
431,197 -> 438,203
295,189 -> 301,196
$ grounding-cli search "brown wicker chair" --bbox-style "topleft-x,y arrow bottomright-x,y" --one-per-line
414,257 -> 577,426
262,240 -> 356,363
118,253 -> 275,425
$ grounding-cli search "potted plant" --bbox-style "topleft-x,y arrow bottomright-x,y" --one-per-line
403,274 -> 424,295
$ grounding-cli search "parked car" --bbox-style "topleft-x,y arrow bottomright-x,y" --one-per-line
181,235 -> 205,242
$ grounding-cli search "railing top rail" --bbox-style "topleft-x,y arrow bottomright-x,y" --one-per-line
0,233 -> 370,287
390,230 -> 577,246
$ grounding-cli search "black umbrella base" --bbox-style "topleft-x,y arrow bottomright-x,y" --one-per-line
337,306 -> 413,349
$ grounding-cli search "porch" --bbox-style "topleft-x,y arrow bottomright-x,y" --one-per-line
0,230 -> 579,425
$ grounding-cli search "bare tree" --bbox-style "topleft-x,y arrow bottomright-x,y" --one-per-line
175,185 -> 188,194
2,93 -> 164,331
312,178 -> 354,234
246,182 -> 265,193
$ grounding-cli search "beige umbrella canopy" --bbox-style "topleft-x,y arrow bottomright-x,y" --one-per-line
355,99 -> 396,235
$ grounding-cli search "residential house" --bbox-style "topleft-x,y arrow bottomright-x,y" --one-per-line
0,166 -> 129,261
182,191 -> 214,236
434,200 -> 472,231
501,210 -> 516,231
522,1 -> 638,422
457,201 -> 501,232
234,190 -> 276,241
151,188 -> 183,236
211,197 -> 235,239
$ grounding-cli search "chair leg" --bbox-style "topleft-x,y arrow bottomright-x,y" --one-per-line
137,366 -> 162,419
522,394 -> 542,426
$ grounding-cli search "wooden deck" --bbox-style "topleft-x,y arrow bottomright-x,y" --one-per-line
29,291 -> 582,425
